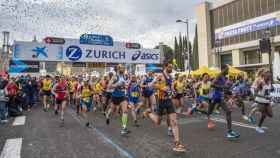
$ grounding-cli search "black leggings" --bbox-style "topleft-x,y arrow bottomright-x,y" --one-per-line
208,99 -> 232,132
258,103 -> 273,127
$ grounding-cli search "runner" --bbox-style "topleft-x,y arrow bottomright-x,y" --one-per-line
253,71 -> 273,133
52,76 -> 68,126
140,71 -> 157,112
248,69 -> 265,124
79,78 -> 93,127
127,74 -> 142,127
172,74 -> 185,114
207,65 -> 240,140
194,73 -> 211,115
143,63 -> 186,152
105,65 -> 130,135
41,75 -> 53,112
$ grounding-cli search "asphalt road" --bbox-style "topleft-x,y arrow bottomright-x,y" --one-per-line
1,100 -> 280,158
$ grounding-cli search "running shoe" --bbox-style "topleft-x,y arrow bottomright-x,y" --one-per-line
85,122 -> 90,128
213,109 -> 220,115
133,120 -> 140,127
168,129 -> 173,137
173,142 -> 186,152
256,127 -> 265,134
121,128 -> 129,135
0,119 -> 8,124
60,119 -> 64,127
248,116 -> 257,124
106,118 -> 110,125
242,115 -> 249,121
207,119 -> 216,129
143,109 -> 151,118
54,110 -> 58,115
226,130 -> 240,140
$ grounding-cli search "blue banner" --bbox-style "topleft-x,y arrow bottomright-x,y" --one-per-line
80,34 -> 113,46
216,18 -> 280,39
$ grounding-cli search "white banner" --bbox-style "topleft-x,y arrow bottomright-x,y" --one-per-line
13,41 -> 160,64
13,41 -> 64,61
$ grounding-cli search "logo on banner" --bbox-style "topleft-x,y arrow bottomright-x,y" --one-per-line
66,45 -> 82,61
132,51 -> 142,61
32,46 -> 48,58
132,51 -> 159,61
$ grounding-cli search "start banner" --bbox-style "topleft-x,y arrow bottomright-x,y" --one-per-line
13,41 -> 160,64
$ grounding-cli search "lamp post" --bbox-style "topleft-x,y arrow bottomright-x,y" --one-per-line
2,31 -> 10,72
176,19 -> 191,73
214,38 -> 222,69
260,28 -> 274,81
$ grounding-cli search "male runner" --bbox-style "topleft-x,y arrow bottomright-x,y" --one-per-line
52,76 -> 68,126
207,65 -> 240,140
143,63 -> 186,152
106,65 -> 130,135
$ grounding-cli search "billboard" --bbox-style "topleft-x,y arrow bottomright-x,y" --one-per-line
13,41 -> 160,64
9,60 -> 40,73
13,41 -> 64,61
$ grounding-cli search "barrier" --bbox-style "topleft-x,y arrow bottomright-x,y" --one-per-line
271,84 -> 280,103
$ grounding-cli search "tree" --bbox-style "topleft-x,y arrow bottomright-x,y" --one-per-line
178,33 -> 184,70
192,25 -> 199,70
154,43 -> 174,64
174,37 -> 179,69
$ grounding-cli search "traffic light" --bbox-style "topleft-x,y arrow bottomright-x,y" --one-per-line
44,37 -> 65,44
125,43 -> 141,49
259,38 -> 271,53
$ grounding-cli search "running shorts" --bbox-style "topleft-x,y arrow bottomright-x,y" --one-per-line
156,99 -> 175,116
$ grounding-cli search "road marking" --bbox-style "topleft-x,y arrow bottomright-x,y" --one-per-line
0,138 -> 22,158
211,117 -> 268,130
12,116 -> 26,126
68,109 -> 134,158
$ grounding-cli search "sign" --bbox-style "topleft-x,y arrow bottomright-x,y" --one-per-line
126,43 -> 141,49
13,41 -> 64,61
44,37 -> 65,44
80,34 -> 113,46
271,84 -> 280,103
9,60 -> 40,73
13,41 -> 160,64
216,18 -> 280,39
62,44 -> 160,64
215,11 -> 280,39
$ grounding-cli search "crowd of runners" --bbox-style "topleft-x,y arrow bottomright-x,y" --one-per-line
0,63 -> 276,152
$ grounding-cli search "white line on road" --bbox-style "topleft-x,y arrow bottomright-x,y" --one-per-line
68,109 -> 134,158
0,138 -> 22,158
211,117 -> 268,130
12,116 -> 26,126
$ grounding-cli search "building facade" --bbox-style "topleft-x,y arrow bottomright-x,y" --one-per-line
196,0 -> 280,77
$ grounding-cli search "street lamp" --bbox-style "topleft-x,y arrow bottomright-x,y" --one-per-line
260,28 -> 274,81
2,31 -> 10,71
176,19 -> 191,73
214,38 -> 222,68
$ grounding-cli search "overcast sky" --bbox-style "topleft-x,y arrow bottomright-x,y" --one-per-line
0,0 -> 217,48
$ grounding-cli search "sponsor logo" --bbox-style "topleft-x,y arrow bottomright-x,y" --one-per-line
66,45 -> 82,61
132,51 -> 159,61
32,46 -> 48,58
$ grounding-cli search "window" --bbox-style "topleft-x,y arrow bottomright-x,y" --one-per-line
268,0 -> 275,12
243,0 -> 249,19
221,54 -> 233,66
248,0 -> 255,18
255,0 -> 261,16
237,0 -> 244,21
260,0 -> 268,15
276,0 -> 280,10
244,50 -> 262,64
